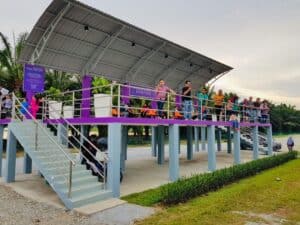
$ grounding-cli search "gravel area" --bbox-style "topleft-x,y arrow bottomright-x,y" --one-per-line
0,185 -> 103,225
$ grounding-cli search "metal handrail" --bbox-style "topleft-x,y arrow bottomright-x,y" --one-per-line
44,82 -> 270,123
13,94 -> 76,165
44,100 -> 107,183
12,94 -> 75,197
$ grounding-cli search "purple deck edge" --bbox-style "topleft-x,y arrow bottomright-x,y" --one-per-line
0,119 -> 11,125
43,117 -> 271,127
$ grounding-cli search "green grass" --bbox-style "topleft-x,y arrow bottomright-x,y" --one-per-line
122,152 -> 297,206
273,132 -> 300,138
133,157 -> 300,225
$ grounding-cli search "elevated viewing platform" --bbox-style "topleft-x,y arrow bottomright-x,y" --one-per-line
0,0 -> 275,211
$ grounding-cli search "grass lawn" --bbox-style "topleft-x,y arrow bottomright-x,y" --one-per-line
134,158 -> 300,225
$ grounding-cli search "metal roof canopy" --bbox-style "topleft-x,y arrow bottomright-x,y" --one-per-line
20,0 -> 233,90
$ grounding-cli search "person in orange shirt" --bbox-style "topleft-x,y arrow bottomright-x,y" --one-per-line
141,103 -> 150,118
174,107 -> 183,119
111,107 -> 118,117
213,89 -> 225,121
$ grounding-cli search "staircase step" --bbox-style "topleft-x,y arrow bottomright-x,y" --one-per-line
46,164 -> 86,175
37,154 -> 77,162
70,190 -> 113,208
51,169 -> 91,181
56,174 -> 98,188
61,182 -> 104,198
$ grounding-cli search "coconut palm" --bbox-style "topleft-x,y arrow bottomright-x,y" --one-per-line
0,32 -> 27,94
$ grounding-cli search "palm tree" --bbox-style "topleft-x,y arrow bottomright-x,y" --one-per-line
0,32 -> 27,94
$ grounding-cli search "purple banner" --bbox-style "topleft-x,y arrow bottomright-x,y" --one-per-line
130,87 -> 155,99
23,64 -> 45,93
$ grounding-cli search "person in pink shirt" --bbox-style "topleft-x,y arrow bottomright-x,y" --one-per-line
30,95 -> 39,119
155,79 -> 175,118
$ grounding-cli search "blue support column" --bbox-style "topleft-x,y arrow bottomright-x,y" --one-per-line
201,126 -> 206,151
267,126 -> 273,156
252,126 -> 259,160
80,125 -> 85,145
227,127 -> 232,154
194,127 -> 199,152
207,125 -> 216,171
107,123 -> 122,198
58,123 -> 68,146
23,153 -> 32,174
121,126 -> 128,172
151,127 -> 157,157
187,126 -> 193,160
233,130 -> 241,164
216,127 -> 222,152
157,126 -> 165,165
0,125 -> 4,177
169,124 -> 180,181
5,130 -> 17,183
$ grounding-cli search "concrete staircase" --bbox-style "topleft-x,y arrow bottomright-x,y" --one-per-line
8,120 -> 113,209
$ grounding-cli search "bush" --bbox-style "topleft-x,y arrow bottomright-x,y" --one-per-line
161,151 -> 298,205
123,151 -> 298,206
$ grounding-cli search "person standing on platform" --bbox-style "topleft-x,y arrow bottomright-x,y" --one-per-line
213,89 -> 224,121
0,86 -> 9,117
30,95 -> 40,119
182,80 -> 193,120
197,87 -> 208,120
155,79 -> 175,118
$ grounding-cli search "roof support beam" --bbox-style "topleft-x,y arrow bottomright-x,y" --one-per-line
125,42 -> 166,81
30,2 -> 71,63
152,54 -> 192,85
81,25 -> 126,75
207,70 -> 230,86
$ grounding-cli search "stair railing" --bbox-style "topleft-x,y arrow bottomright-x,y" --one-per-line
43,100 -> 107,187
12,93 -> 76,198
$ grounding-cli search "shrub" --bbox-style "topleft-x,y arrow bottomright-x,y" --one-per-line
123,151 -> 298,206
161,151 -> 298,205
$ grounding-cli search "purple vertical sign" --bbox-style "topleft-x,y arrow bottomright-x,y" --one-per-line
81,75 -> 92,118
23,64 -> 45,93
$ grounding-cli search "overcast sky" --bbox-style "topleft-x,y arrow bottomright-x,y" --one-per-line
1,0 -> 300,107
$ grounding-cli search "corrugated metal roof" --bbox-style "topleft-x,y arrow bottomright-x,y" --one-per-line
20,0 -> 233,90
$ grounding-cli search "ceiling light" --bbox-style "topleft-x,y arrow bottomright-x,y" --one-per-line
84,25 -> 89,31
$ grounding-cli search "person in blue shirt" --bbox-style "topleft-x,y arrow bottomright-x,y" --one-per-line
20,99 -> 29,120
197,87 -> 209,120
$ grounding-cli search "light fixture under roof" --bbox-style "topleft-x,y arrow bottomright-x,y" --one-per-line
84,25 -> 89,31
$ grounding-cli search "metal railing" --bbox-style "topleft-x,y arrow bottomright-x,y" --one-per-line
12,93 -> 76,198
43,100 -> 107,186
44,83 -> 270,124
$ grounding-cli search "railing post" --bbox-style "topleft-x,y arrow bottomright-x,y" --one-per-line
35,121 -> 38,151
72,91 -> 75,108
200,99 -> 203,120
224,102 -> 227,121
167,93 -> 170,119
68,161 -> 73,198
12,93 -> 16,120
42,98 -> 45,121
117,84 -> 121,117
